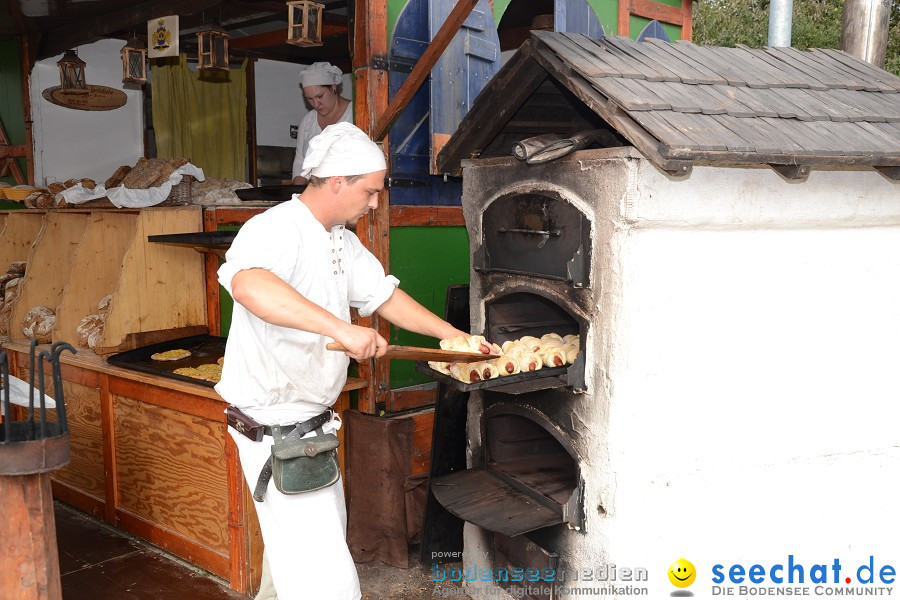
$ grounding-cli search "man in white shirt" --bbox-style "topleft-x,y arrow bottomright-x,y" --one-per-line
216,123 -> 469,600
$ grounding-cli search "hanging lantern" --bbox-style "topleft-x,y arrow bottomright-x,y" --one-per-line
286,1 -> 324,47
57,50 -> 87,92
121,37 -> 147,84
196,25 -> 230,71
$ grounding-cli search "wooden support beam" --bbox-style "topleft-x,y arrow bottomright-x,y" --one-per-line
228,23 -> 348,50
36,0 -> 226,61
352,0 -> 390,414
389,205 -> 465,227
681,0 -> 693,40
770,163 -> 811,181
372,0 -> 480,141
629,0 -> 684,26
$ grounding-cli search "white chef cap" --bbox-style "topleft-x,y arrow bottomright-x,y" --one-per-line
299,62 -> 343,88
301,122 -> 386,179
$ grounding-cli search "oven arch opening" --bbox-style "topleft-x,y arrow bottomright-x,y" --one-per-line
485,291 -> 586,392
474,190 -> 591,286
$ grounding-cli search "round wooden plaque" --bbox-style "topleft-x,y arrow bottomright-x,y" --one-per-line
41,85 -> 127,111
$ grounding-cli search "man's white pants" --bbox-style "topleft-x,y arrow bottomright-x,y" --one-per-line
230,427 -> 361,600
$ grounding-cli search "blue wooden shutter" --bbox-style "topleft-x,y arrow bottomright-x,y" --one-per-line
637,19 -> 671,42
428,0 -> 499,174
389,0 -> 432,185
554,0 -> 605,39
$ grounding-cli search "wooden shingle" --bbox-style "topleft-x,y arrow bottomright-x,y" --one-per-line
435,32 -> 900,179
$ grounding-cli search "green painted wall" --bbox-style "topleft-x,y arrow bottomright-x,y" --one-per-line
0,39 -> 27,187
388,225 -> 470,388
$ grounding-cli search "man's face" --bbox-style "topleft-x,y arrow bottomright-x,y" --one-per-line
337,170 -> 385,226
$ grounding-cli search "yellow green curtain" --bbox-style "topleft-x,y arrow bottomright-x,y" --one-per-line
150,54 -> 247,181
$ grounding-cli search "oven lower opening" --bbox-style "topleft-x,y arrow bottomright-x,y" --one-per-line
430,404 -> 584,537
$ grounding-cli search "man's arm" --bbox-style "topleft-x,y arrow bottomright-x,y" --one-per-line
375,288 -> 468,341
231,267 -> 387,360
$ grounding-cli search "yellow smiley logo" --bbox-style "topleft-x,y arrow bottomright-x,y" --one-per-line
668,558 -> 696,588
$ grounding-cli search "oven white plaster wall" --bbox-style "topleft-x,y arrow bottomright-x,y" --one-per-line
599,162 -> 900,592
459,150 -> 900,598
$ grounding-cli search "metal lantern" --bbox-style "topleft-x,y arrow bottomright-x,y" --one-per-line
121,38 -> 147,84
196,25 -> 230,71
57,49 -> 87,92
286,1 -> 324,47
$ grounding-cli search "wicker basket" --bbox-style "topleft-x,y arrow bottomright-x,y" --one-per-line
159,174 -> 194,206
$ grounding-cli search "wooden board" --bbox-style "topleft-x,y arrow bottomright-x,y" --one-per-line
41,85 -> 127,111
101,207 -> 207,352
326,342 -> 498,362
113,394 -> 230,556
11,212 -> 89,341
52,212 -> 138,347
0,211 -> 45,271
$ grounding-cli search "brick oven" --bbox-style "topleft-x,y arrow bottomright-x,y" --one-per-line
422,32 -> 900,600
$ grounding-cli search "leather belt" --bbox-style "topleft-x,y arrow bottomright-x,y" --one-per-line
226,405 -> 332,442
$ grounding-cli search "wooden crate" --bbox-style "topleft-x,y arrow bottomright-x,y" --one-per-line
53,207 -> 208,354
10,212 -> 89,340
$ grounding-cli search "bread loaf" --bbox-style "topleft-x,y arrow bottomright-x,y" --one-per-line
7,262 -> 26,276
121,157 -> 162,189
22,305 -> 56,343
48,182 -> 66,195
76,314 -> 104,348
87,323 -> 105,350
80,178 -> 96,190
97,294 -> 113,317
64,178 -> 81,189
105,165 -> 132,189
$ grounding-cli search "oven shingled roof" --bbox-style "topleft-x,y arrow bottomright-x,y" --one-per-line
435,31 -> 900,180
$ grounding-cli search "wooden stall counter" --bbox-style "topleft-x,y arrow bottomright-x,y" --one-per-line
1,341 -> 365,596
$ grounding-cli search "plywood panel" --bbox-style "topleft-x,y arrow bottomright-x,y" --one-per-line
411,408 -> 435,477
0,212 -> 45,271
53,212 -> 137,347
103,207 -> 206,348
113,394 -> 229,554
14,365 -> 106,503
11,212 -> 88,340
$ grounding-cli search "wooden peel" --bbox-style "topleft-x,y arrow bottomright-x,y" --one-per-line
326,343 -> 498,362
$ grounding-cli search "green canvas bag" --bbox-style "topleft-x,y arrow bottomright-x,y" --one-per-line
270,424 -> 340,494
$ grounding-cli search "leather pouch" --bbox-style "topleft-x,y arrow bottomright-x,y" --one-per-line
270,425 -> 340,494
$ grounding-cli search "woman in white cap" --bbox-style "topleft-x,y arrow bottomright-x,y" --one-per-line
218,123 -> 475,600
291,62 -> 353,185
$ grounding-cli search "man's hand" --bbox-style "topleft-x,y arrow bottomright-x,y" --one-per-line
332,322 -> 388,361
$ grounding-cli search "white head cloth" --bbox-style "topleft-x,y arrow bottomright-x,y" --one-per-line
301,122 -> 386,179
299,62 -> 343,88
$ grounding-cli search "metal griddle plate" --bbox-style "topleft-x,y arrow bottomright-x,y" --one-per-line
106,335 -> 227,388
415,362 -> 568,394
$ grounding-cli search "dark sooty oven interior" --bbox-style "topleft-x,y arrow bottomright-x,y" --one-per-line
475,192 -> 591,286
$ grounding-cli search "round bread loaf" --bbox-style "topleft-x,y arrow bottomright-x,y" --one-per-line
0,273 -> 15,299
22,305 -> 56,343
64,178 -> 81,189
48,182 -> 66,195
87,322 -> 105,350
76,314 -> 104,348
7,262 -> 26,276
80,178 -> 96,190
4,277 -> 22,299
97,294 -> 113,316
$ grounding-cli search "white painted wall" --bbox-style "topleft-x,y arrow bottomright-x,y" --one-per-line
30,39 -> 144,186
603,162 -> 900,589
254,60 -> 354,148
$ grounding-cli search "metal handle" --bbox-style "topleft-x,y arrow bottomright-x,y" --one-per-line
497,228 -> 560,248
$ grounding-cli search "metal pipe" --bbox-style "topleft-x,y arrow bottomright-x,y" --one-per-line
841,0 -> 891,68
768,0 -> 794,47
